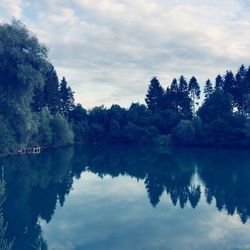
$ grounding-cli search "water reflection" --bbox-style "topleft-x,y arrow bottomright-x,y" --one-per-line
1,145 -> 250,249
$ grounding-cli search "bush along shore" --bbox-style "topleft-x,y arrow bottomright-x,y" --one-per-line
1,20 -> 250,157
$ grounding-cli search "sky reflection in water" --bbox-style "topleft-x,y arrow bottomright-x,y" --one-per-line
1,145 -> 250,250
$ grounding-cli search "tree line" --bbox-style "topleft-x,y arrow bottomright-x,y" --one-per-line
1,20 -> 250,155
69,64 -> 250,148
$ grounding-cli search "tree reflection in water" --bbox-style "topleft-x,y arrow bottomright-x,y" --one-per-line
1,145 -> 250,249
0,179 -> 14,250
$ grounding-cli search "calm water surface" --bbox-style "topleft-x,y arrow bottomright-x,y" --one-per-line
1,144 -> 250,250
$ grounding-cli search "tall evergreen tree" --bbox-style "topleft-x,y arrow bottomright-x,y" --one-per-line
32,66 -> 60,114
145,77 -> 164,112
170,78 -> 178,92
177,76 -> 192,118
179,75 -> 188,93
246,66 -> 250,91
164,79 -> 179,112
235,65 -> 247,114
215,75 -> 223,90
204,79 -> 213,99
43,66 -> 60,114
223,71 -> 235,95
188,76 -> 200,113
245,67 -> 250,116
59,77 -> 75,117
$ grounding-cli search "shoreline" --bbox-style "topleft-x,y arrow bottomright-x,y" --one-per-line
1,140 -> 250,159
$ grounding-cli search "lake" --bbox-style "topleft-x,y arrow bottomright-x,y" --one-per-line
1,144 -> 250,250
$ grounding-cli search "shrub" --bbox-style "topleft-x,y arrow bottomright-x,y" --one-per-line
172,120 -> 195,145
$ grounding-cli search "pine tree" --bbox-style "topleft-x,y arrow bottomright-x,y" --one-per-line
188,76 -> 200,113
204,79 -> 213,99
215,75 -> 223,90
170,78 -> 178,92
177,76 -> 192,118
164,78 -> 179,111
59,77 -> 75,117
179,75 -> 188,93
32,66 -> 60,114
235,65 -> 247,114
145,77 -> 164,112
246,66 -> 250,90
223,71 -> 235,94
43,66 -> 60,115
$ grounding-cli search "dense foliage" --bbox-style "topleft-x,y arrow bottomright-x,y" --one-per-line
0,20 -> 74,155
69,66 -> 250,148
67,63 -> 250,148
1,20 -> 250,154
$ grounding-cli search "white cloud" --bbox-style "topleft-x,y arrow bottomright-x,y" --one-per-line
0,0 -> 24,18
1,0 -> 250,107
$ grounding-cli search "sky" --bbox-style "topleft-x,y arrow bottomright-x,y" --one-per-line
1,0 -> 250,108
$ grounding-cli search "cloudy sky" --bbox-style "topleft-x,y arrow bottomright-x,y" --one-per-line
1,0 -> 250,108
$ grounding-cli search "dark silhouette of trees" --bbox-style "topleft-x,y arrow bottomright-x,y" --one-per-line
164,79 -> 179,112
215,75 -> 223,90
176,76 -> 193,119
188,185 -> 201,209
2,19 -> 250,153
179,75 -> 188,93
43,66 -> 61,114
69,104 -> 89,143
223,71 -> 235,95
172,120 -> 195,145
32,65 -> 60,114
145,176 -> 164,207
163,76 -> 192,119
204,79 -> 213,99
59,77 -> 75,117
234,65 -> 247,113
145,77 -> 164,112
188,76 -> 200,113
197,90 -> 232,124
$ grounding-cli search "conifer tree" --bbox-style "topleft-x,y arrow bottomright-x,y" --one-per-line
164,78 -> 179,111
177,76 -> 192,118
188,76 -> 200,113
215,75 -> 223,90
246,66 -> 250,90
59,77 -> 75,117
223,71 -> 235,95
179,75 -> 188,93
43,66 -> 60,115
204,79 -> 213,99
235,65 -> 247,113
145,77 -> 164,112
170,78 -> 178,92
32,66 -> 60,114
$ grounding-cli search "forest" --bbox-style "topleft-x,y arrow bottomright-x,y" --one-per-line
1,20 -> 250,156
